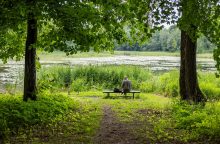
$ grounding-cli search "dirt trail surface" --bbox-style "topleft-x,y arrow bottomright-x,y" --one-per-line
93,106 -> 149,144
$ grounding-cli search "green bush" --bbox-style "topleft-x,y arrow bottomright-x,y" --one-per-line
165,83 -> 178,97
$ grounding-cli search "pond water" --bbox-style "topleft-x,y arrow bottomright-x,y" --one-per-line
0,56 -> 216,85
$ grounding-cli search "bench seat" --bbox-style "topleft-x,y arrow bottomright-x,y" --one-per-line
103,90 -> 140,99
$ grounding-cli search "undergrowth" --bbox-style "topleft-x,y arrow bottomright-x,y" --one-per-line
0,93 -> 102,143
170,101 -> 220,142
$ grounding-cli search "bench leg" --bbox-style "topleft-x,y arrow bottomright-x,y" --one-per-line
133,93 -> 134,99
107,93 -> 110,97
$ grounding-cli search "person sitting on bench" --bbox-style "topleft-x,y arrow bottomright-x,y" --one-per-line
121,76 -> 132,95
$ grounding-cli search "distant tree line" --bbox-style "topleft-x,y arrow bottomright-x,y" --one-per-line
115,25 -> 216,53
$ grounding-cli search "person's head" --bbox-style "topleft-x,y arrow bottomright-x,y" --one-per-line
124,76 -> 128,80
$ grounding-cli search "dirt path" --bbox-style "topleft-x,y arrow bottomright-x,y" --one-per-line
93,106 -> 149,144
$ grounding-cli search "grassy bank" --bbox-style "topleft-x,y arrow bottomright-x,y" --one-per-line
38,51 -> 213,60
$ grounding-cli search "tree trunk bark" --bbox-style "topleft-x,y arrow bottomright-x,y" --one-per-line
179,31 -> 188,100
179,30 -> 206,103
23,0 -> 37,101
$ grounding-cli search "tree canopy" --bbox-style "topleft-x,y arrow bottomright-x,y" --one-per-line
0,0 -> 150,61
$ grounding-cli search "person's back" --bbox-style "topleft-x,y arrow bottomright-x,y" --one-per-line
122,77 -> 131,93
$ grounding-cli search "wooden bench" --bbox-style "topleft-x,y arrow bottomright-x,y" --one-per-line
103,90 -> 140,99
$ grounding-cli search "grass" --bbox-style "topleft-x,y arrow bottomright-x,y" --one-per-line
37,50 -> 214,61
104,93 -> 171,122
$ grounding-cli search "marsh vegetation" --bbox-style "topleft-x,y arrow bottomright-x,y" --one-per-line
1,64 -> 220,143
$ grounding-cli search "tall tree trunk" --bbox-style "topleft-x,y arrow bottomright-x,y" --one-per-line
179,30 -> 206,103
179,31 -> 188,100
23,0 -> 37,101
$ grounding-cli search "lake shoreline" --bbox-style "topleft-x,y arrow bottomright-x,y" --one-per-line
0,52 -> 216,84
